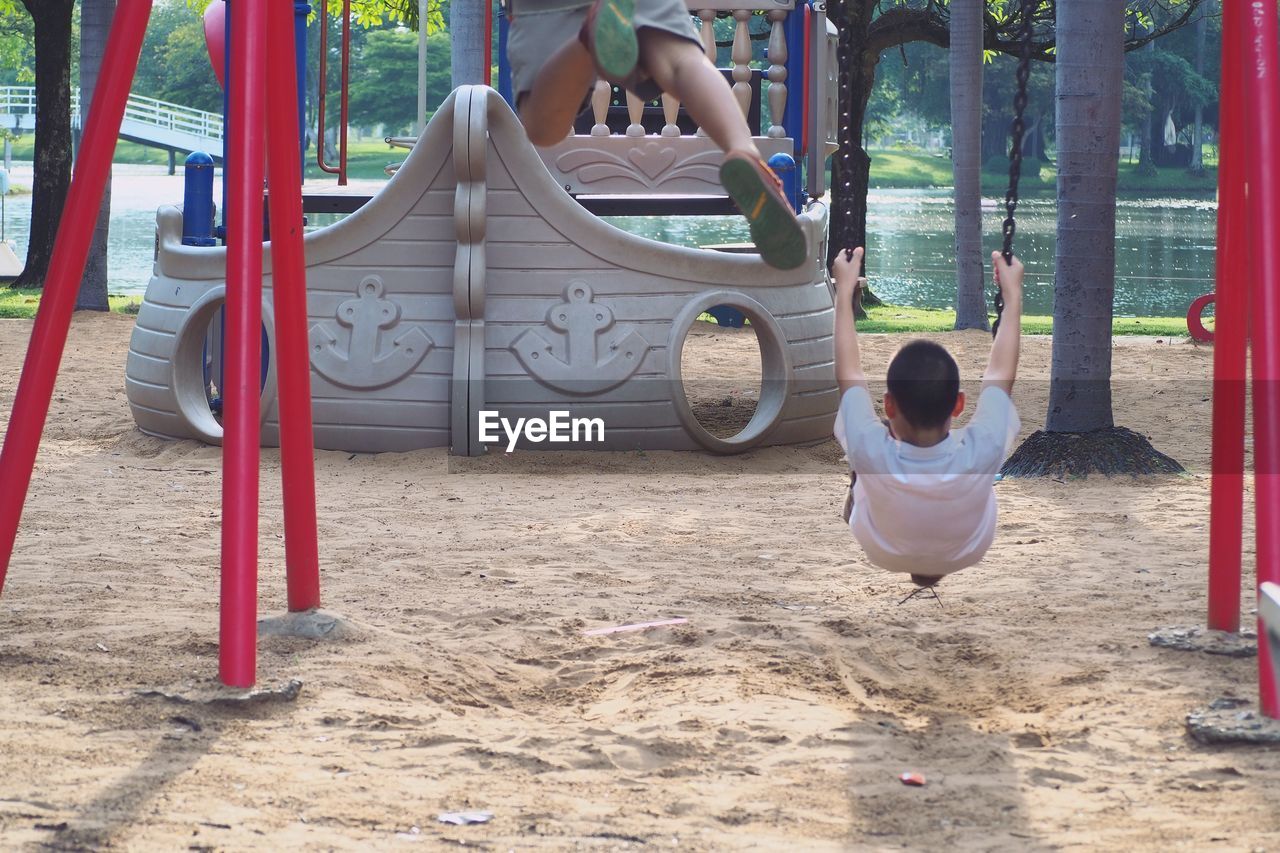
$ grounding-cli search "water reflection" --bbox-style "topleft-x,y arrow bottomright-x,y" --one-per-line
1,168 -> 1215,317
606,190 -> 1217,317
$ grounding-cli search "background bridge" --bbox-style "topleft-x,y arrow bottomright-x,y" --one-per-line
0,86 -> 223,166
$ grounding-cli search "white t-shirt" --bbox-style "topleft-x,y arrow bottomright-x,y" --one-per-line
834,385 -> 1020,575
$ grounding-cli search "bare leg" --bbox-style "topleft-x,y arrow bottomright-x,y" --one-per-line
519,38 -> 596,147
637,30 -> 758,157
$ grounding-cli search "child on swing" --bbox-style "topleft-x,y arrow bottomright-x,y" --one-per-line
832,247 -> 1024,587
504,0 -> 808,270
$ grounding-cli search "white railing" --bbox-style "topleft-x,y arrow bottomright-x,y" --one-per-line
585,2 -> 795,141
0,85 -> 222,144
119,92 -> 223,142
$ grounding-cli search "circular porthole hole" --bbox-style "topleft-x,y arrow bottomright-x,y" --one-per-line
669,292 -> 790,454
680,315 -> 762,440
171,287 -> 277,444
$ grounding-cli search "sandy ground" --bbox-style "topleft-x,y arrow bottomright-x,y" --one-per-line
0,312 -> 1276,851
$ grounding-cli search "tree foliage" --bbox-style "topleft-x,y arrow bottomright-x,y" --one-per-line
346,27 -> 451,132
0,0 -> 35,86
183,0 -> 446,33
133,2 -> 223,113
827,0 -> 1207,263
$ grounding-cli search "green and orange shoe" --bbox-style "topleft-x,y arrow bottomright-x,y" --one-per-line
719,151 -> 808,271
580,0 -> 638,82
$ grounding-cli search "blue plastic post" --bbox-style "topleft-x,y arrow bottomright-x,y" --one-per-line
497,12 -> 513,106
182,151 -> 218,247
782,4 -> 807,206
768,152 -> 798,213
295,1 -> 310,171
218,0 -> 231,241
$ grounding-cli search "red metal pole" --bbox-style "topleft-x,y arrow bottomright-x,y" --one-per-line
1241,0 -> 1280,719
1207,0 -> 1248,634
339,0 -> 350,185
316,1 -> 339,176
220,0 -> 268,688
0,0 -> 153,594
266,0 -> 321,613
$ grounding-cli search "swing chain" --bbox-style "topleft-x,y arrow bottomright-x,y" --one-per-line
994,0 -> 1037,336
835,0 -> 856,263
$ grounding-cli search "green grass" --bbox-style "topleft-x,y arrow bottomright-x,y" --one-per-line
303,138 -> 413,182
855,302 -> 1191,337
6,136 -> 407,182
1,288 -> 1188,335
868,149 -> 1053,191
868,149 -> 1217,194
0,288 -> 142,319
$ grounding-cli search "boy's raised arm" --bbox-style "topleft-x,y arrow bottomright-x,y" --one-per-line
983,251 -> 1024,397
832,247 -> 869,394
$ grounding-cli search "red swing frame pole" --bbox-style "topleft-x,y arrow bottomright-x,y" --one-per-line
1206,0 -> 1249,634
0,0 -> 153,594
220,0 -> 269,688
1240,0 -> 1280,719
265,0 -> 321,613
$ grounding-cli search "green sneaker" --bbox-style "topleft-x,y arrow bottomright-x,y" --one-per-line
719,152 -> 808,271
581,0 -> 638,82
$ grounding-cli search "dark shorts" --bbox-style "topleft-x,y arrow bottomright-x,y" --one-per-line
506,0 -> 702,105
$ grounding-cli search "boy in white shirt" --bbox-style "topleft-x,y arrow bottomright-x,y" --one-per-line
831,247 -> 1024,587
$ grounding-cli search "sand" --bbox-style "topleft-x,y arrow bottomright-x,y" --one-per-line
0,312 -> 1275,851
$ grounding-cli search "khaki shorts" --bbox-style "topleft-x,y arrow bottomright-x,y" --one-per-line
506,0 -> 702,105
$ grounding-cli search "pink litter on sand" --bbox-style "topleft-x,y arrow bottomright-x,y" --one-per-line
899,772 -> 927,787
582,618 -> 689,637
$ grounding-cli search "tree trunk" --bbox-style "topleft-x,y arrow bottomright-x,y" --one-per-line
12,0 -> 76,290
949,0 -> 986,330
982,110 -> 1008,162
78,0 -> 114,312
1188,3 -> 1209,176
1135,39 -> 1158,177
827,0 -> 874,266
1049,0 -> 1123,433
826,0 -> 882,316
1001,0 -> 1182,478
450,0 -> 486,87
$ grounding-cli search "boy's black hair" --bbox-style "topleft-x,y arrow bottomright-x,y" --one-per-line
886,340 -> 960,429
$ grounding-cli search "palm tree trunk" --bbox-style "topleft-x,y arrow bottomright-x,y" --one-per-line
12,0 -> 76,290
1000,0 -> 1182,477
1048,0 -> 1124,433
77,0 -> 114,312
450,0 -> 486,87
949,0 -> 986,330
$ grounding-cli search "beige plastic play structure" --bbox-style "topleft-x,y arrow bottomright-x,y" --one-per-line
126,85 -> 839,455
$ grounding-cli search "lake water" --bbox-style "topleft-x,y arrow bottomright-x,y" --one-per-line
1,164 -> 1216,317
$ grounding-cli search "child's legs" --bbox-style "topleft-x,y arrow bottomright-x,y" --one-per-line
636,29 -> 758,156
518,38 -> 596,147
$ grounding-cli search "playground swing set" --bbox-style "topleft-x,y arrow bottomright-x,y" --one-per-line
0,0 -> 1277,725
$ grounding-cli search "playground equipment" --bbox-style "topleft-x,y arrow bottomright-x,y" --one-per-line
2,1 -> 840,690
126,86 -> 836,455
0,0 -> 320,689
129,1 -> 841,456
1200,0 -> 1280,722
1187,292 -> 1214,343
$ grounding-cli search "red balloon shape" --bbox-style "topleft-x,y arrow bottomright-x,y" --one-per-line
204,0 -> 227,89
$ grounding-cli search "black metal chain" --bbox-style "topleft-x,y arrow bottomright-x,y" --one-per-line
834,0 -> 856,266
994,0 -> 1037,337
